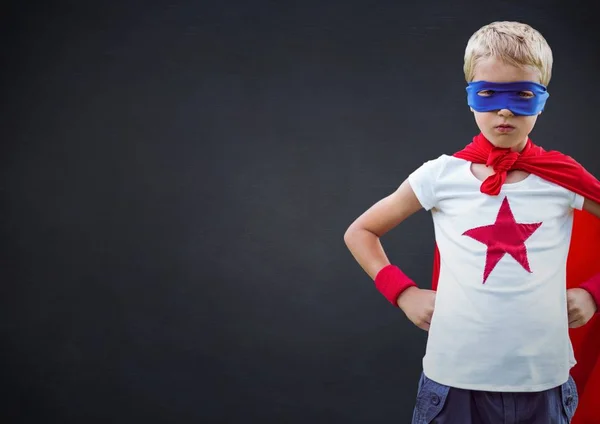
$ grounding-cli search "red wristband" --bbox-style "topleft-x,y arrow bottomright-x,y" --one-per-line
374,264 -> 417,307
580,273 -> 600,315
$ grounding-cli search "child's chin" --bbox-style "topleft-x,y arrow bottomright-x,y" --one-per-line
486,133 -> 524,150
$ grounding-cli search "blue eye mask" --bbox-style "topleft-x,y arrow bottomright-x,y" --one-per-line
466,81 -> 549,116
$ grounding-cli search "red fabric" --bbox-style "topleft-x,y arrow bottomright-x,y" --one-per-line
463,196 -> 542,283
453,133 -> 600,201
374,264 -> 417,306
580,273 -> 600,314
430,133 -> 600,423
566,211 -> 600,423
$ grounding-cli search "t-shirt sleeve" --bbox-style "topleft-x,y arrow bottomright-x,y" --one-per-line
571,192 -> 585,210
407,154 -> 448,211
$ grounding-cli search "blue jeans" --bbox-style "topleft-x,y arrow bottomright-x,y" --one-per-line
411,372 -> 579,424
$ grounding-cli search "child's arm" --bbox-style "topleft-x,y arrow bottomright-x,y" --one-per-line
567,198 -> 600,327
343,179 -> 422,279
582,198 -> 600,218
580,198 -> 600,308
344,179 -> 437,331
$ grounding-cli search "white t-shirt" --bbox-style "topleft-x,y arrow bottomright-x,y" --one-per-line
407,154 -> 585,392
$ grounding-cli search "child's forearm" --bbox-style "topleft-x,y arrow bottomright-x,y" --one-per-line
344,227 -> 417,306
344,227 -> 390,279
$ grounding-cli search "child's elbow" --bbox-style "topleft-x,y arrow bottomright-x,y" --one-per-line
343,224 -> 362,245
343,226 -> 355,245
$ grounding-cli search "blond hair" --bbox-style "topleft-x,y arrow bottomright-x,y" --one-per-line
463,21 -> 553,86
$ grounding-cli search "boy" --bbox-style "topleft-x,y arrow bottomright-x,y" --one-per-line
344,21 -> 600,423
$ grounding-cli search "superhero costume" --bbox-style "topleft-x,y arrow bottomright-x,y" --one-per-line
427,132 -> 600,423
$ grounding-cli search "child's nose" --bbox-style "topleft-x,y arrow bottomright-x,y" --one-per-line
497,108 -> 515,117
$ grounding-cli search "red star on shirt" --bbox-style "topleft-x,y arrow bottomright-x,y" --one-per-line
463,196 -> 542,284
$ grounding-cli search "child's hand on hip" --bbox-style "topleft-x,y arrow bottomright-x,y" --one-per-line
567,288 -> 597,328
396,286 -> 436,331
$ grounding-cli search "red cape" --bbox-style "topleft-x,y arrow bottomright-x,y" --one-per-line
430,133 -> 600,424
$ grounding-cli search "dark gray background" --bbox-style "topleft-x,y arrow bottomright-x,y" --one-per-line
1,1 -> 598,423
